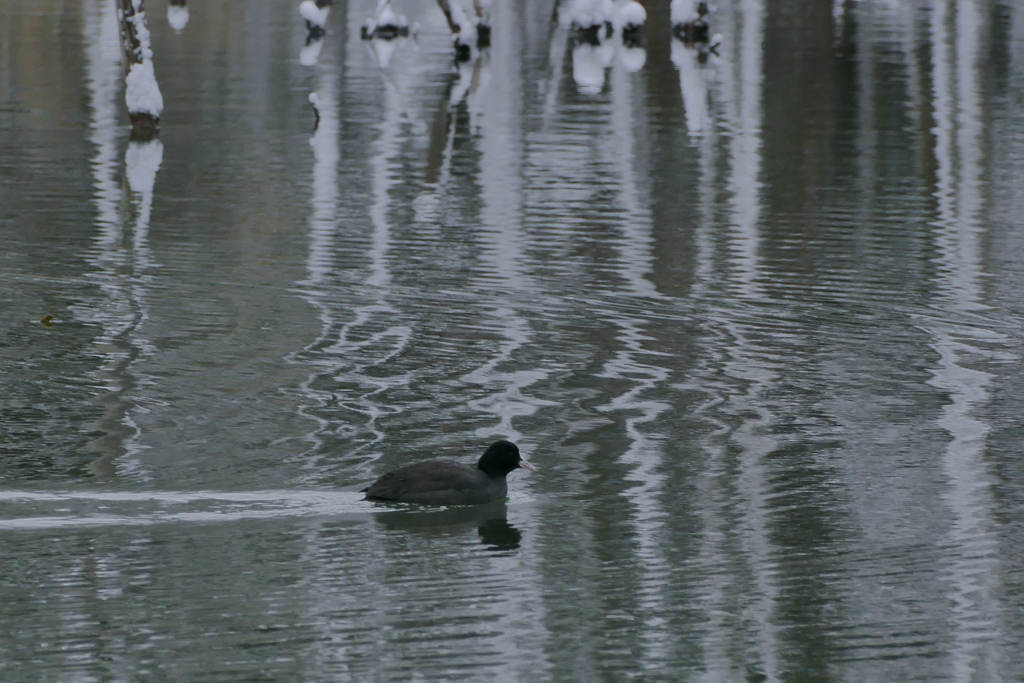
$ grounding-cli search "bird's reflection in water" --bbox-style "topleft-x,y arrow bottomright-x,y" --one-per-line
477,517 -> 522,551
373,502 -> 522,551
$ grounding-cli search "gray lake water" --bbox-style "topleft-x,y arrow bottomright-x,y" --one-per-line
3,0 -> 1024,680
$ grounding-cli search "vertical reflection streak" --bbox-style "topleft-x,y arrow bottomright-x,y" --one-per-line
541,22 -> 571,126
294,13 -> 389,677
684,82 -> 735,681
62,5 -> 161,663
854,0 -> 877,247
685,5 -> 741,672
293,51 -> 343,477
896,0 -> 923,130
951,0 -> 984,310
349,76 -> 409,462
367,80 -> 398,292
723,347 -> 780,681
294,7 -> 418,485
593,50 -> 672,665
672,39 -> 712,136
691,121 -> 720,300
462,11 -> 554,446
926,1 -> 1008,680
79,0 -> 156,481
723,0 -> 765,297
117,140 -> 162,481
691,0 -> 781,677
607,59 -> 660,300
724,3 -> 780,678
83,0 -> 121,245
465,10 -> 550,676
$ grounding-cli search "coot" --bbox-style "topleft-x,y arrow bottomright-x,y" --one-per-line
362,440 -> 536,506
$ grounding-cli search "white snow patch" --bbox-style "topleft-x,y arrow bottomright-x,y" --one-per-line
126,3 -> 155,60
449,0 -> 477,46
377,4 -> 404,29
569,0 -> 613,30
125,60 -> 163,117
120,1 -> 162,116
615,0 -> 646,30
299,0 -> 330,28
167,5 -> 190,31
670,0 -> 699,26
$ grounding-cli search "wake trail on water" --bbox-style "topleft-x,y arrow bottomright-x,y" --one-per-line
0,489 -> 370,530
0,489 -> 539,531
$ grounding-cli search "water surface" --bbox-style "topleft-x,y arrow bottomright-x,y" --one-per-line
2,0 -> 1024,680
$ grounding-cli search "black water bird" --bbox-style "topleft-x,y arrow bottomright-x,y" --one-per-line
362,440 -> 536,506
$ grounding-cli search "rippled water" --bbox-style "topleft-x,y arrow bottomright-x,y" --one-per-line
3,0 -> 1024,680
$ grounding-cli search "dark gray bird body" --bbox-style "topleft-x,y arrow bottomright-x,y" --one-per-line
362,440 -> 536,506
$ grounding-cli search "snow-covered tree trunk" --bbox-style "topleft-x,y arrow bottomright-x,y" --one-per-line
117,0 -> 163,139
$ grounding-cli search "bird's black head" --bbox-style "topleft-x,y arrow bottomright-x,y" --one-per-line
477,440 -> 537,478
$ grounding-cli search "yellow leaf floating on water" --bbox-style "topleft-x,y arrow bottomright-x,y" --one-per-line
40,315 -> 55,327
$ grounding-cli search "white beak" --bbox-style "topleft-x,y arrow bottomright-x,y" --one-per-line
518,458 -> 538,472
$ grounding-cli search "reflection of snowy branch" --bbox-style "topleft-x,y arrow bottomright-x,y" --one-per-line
292,66 -> 341,474
420,46 -> 487,192
360,0 -> 409,41
925,2 -> 1009,675
299,0 -> 334,65
291,41 -> 422,483
560,0 -> 648,95
436,0 -> 490,59
592,53 -> 672,658
450,3 -> 553,449
677,1 -> 779,675
79,0 -> 158,481
671,38 -> 715,136
364,36 -> 408,70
